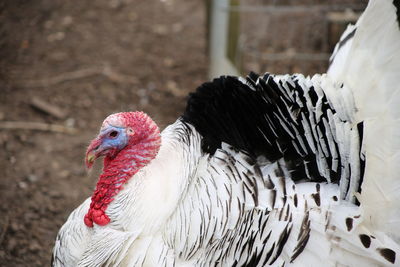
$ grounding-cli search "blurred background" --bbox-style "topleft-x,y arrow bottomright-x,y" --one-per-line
0,0 -> 366,266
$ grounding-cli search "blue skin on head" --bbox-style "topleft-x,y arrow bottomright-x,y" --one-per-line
97,126 -> 129,156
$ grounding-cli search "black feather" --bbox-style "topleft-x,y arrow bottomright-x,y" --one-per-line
184,75 -> 281,158
182,73 -> 337,183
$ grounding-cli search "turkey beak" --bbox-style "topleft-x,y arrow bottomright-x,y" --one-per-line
85,138 -> 102,169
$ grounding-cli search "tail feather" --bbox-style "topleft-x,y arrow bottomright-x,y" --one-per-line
329,0 -> 400,241
328,23 -> 357,77
336,0 -> 400,121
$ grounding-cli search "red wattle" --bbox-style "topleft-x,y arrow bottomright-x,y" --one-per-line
84,213 -> 94,227
92,209 -> 110,226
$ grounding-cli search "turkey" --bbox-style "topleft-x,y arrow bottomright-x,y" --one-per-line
52,0 -> 400,266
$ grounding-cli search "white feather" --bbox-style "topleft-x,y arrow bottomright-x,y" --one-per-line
328,0 -> 400,242
53,1 -> 400,266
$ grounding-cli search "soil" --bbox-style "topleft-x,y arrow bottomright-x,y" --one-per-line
0,0 -> 365,266
0,0 -> 206,266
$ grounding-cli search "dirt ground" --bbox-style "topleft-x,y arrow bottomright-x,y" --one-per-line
0,0 -> 365,266
0,0 -> 206,265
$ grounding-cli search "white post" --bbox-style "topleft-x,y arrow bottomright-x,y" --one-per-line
209,0 -> 240,79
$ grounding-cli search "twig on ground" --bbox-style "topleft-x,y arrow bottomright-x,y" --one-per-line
0,121 -> 77,134
101,65 -> 138,85
19,65 -> 138,88
30,97 -> 67,119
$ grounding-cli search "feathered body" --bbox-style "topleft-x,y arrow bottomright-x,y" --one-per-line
53,0 -> 400,266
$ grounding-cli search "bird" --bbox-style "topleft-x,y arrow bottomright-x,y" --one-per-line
52,0 -> 400,266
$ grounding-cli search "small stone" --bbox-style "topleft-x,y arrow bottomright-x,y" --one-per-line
51,161 -> 60,170
153,24 -> 168,35
18,181 -> 28,189
10,221 -> 20,232
59,170 -> 70,178
65,118 -> 76,128
47,32 -> 65,42
109,0 -> 122,8
166,80 -> 177,90
28,240 -> 41,252
163,57 -> 175,67
9,156 -> 16,164
166,80 -> 184,96
27,174 -> 39,183
62,16 -> 73,26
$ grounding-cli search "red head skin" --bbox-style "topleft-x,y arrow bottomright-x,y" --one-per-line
84,112 -> 161,227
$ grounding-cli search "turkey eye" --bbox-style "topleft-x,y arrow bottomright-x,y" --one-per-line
109,131 -> 118,138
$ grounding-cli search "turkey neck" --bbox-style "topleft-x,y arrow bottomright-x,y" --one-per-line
84,133 -> 161,228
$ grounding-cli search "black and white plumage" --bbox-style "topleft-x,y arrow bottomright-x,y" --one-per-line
53,0 -> 400,266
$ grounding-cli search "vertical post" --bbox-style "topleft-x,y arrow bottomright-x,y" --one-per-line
208,0 -> 240,79
227,0 -> 240,69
